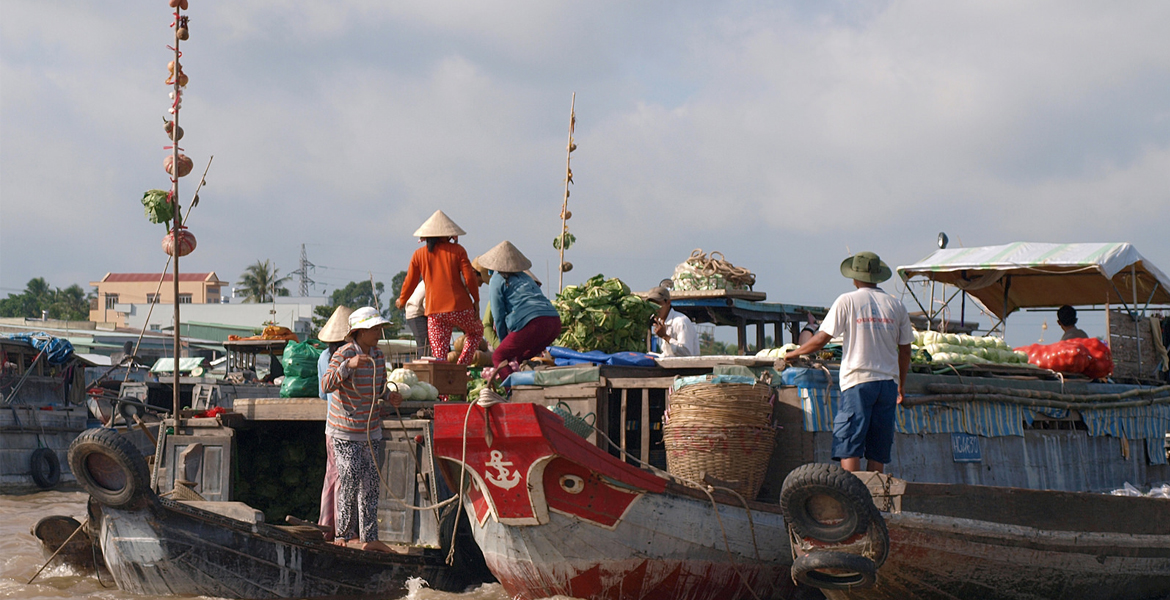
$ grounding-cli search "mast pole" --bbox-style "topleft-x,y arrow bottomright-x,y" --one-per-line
558,93 -> 576,293
171,5 -> 183,425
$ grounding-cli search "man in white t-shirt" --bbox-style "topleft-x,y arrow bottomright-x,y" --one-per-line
784,251 -> 913,473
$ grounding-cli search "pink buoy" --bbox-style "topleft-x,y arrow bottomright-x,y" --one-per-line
162,228 -> 197,257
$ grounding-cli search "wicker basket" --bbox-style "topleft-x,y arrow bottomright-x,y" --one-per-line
663,380 -> 775,499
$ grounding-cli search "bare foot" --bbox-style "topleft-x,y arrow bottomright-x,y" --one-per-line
332,538 -> 349,547
361,540 -> 394,553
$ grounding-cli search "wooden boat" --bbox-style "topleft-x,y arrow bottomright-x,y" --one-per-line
811,475 -> 1170,600
430,401 -> 847,600
64,425 -> 490,598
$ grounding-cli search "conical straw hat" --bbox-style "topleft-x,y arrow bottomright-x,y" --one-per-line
413,210 -> 467,238
477,241 -> 532,273
318,306 -> 354,343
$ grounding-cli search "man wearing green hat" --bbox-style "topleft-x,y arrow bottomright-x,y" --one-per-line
785,251 -> 913,474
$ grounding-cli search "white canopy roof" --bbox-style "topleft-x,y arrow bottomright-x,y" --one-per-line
897,242 -> 1170,319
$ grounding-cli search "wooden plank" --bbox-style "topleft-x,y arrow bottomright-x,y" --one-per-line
640,389 -> 650,464
541,383 -> 605,399
607,377 -> 675,389
232,398 -> 326,421
620,389 -> 628,457
900,481 -> 1170,535
663,289 -> 767,301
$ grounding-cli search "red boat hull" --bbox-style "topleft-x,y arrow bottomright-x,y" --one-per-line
434,402 -> 797,600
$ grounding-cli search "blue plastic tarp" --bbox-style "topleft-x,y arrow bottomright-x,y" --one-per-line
7,332 -> 75,365
547,346 -> 657,367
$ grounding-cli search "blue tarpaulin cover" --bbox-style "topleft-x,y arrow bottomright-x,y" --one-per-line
7,332 -> 75,365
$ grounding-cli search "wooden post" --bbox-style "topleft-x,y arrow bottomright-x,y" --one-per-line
557,93 -> 576,293
619,389 -> 628,463
640,389 -> 650,464
170,5 -> 184,426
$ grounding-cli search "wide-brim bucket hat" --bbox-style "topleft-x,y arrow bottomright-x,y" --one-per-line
840,251 -> 892,284
318,305 -> 355,343
346,306 -> 390,336
477,241 -> 532,273
413,210 -> 467,238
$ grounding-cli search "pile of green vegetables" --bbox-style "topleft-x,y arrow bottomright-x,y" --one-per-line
914,331 -> 1032,366
553,274 -> 659,353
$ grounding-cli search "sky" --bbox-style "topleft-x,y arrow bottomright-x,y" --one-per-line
2,1 -> 1169,348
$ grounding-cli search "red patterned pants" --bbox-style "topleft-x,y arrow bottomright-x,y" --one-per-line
427,309 -> 484,365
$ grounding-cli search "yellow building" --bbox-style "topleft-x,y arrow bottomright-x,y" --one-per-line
89,272 -> 226,326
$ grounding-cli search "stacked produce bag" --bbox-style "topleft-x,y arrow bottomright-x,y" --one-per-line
914,331 -> 1030,365
1015,339 -> 1113,379
671,249 -> 756,292
553,275 -> 659,353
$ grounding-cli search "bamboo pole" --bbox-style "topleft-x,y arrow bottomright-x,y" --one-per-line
171,6 -> 183,425
558,93 -> 576,293
925,382 -> 1170,403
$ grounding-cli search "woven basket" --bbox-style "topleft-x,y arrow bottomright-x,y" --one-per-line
663,380 -> 775,499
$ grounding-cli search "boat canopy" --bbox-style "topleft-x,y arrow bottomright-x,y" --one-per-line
897,242 -> 1170,319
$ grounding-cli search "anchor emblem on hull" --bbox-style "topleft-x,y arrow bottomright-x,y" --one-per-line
484,450 -> 522,490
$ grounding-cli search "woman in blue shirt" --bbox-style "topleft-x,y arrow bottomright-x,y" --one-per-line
477,241 -> 561,383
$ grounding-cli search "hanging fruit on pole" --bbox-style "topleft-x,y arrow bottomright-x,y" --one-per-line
162,227 -> 197,257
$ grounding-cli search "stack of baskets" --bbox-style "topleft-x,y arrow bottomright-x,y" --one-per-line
662,377 -> 775,499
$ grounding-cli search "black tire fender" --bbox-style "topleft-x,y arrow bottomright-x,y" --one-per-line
30,447 -> 61,489
780,463 -> 873,543
791,551 -> 877,590
68,427 -> 151,510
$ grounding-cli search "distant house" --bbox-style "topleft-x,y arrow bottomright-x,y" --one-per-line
89,272 -> 226,326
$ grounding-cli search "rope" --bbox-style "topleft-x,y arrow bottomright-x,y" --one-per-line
684,249 -> 756,289
446,390 -> 502,565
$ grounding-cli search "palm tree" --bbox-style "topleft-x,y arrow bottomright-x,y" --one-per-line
237,260 -> 291,303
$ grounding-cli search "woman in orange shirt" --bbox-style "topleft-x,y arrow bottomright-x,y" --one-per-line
396,210 -> 484,364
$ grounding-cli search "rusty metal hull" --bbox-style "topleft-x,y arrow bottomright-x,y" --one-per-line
826,511 -> 1170,600
94,498 -> 477,599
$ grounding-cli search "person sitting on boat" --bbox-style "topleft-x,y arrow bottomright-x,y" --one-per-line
646,286 -> 698,357
395,210 -> 485,365
1057,305 -> 1090,340
476,241 -> 562,384
784,251 -> 913,474
315,305 -> 353,542
321,306 -> 402,552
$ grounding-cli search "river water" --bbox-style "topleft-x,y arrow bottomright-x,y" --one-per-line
0,491 -> 575,600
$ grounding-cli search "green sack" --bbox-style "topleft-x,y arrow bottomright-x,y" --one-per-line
279,339 -> 325,398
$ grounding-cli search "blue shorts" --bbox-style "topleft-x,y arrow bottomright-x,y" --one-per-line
832,380 -> 898,464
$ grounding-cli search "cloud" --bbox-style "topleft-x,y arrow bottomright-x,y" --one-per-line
2,0 -> 1168,349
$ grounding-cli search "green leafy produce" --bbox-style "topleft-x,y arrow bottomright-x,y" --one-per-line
553,274 -> 659,353
141,189 -> 175,224
553,232 -> 577,251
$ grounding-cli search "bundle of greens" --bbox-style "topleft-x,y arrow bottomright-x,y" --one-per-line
141,189 -> 175,224
553,274 -> 659,353
913,330 -> 1032,365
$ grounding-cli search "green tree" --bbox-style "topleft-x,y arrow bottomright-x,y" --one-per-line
0,278 -> 92,321
237,260 -> 291,303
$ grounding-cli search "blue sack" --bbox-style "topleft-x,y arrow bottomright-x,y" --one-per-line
780,367 -> 832,387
